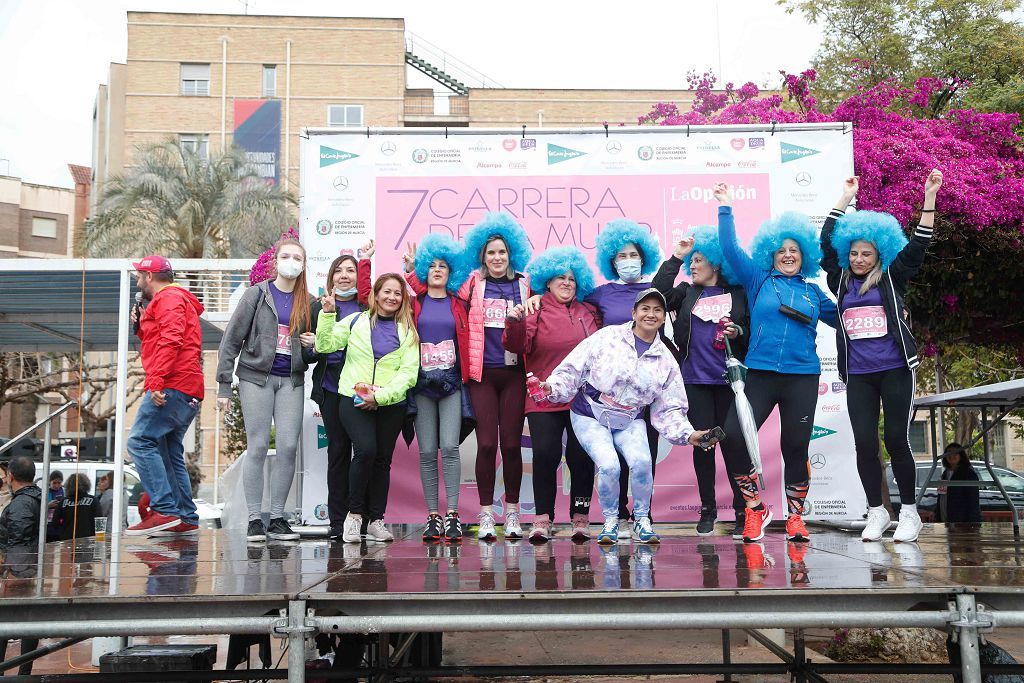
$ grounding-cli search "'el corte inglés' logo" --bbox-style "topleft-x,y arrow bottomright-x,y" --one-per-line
319,146 -> 359,167
547,143 -> 586,165
317,425 -> 329,448
780,142 -> 820,164
810,425 -> 837,440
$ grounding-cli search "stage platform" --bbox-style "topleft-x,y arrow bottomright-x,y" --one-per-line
3,523 -> 1024,680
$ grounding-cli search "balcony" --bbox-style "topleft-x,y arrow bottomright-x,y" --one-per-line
404,91 -> 470,126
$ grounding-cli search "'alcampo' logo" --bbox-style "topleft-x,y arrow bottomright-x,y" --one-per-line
810,425 -> 837,440
780,142 -> 820,164
547,143 -> 586,165
319,146 -> 359,168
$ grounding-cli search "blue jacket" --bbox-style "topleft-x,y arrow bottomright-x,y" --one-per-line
718,206 -> 837,375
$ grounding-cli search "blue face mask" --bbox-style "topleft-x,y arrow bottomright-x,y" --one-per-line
615,258 -> 643,283
334,287 -> 358,299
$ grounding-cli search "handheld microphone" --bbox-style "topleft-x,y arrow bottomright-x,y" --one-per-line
133,292 -> 144,334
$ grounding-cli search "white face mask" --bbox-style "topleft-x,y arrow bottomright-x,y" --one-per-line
277,259 -> 303,280
616,258 -> 643,283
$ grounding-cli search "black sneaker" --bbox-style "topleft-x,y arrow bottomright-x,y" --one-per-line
444,512 -> 463,543
696,508 -> 717,536
246,519 -> 267,543
730,511 -> 746,540
266,518 -> 300,541
327,525 -> 344,541
423,514 -> 443,542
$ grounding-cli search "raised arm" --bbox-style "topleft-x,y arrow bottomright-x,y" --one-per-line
714,183 -> 758,291
889,169 -> 942,288
820,176 -> 859,292
651,238 -> 693,312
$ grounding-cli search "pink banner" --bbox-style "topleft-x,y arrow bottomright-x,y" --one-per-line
370,173 -> 784,524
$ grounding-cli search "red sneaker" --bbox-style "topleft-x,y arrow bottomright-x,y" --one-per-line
742,506 -> 773,543
151,521 -> 199,538
785,514 -> 810,542
125,512 -> 179,537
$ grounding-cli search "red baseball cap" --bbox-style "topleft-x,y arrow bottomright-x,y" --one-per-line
132,255 -> 173,273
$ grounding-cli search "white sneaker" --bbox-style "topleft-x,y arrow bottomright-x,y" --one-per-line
861,506 -> 892,542
342,513 -> 362,544
478,511 -> 497,541
619,518 -> 632,540
504,510 -> 523,539
893,507 -> 923,543
365,519 -> 394,542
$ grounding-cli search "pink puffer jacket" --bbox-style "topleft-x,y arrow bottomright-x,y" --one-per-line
405,269 -> 530,382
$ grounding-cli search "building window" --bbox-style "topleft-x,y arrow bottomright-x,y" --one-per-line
909,421 -> 927,454
180,134 -> 209,161
31,217 -> 58,239
180,63 -> 211,96
262,65 -> 277,97
991,424 -> 1007,459
328,104 -> 364,127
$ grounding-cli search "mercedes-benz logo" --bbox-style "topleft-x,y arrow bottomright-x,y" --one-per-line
380,142 -> 396,156
333,176 -> 349,191
810,453 -> 826,469
606,141 -> 622,154
795,171 -> 812,187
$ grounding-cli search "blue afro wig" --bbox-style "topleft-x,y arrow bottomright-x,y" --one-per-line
832,210 -> 908,271
415,233 -> 470,293
683,225 -> 739,286
461,212 -> 533,276
749,212 -> 823,279
594,219 -> 662,282
525,246 -> 596,302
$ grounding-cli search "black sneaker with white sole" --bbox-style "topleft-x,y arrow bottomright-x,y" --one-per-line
246,519 -> 267,543
266,518 -> 300,541
423,514 -> 443,542
696,508 -> 717,536
730,511 -> 746,540
444,512 -> 463,543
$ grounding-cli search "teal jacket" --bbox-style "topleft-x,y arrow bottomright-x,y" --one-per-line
314,311 -> 419,406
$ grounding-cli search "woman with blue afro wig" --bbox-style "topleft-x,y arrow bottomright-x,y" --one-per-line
713,182 -> 838,545
406,212 -> 533,541
821,171 -> 943,544
398,233 -> 474,541
651,225 -> 752,536
501,246 -> 601,541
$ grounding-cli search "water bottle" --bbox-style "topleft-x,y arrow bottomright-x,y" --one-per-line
713,316 -> 732,351
526,372 -> 547,404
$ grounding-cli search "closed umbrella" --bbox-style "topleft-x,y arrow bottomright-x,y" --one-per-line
724,337 -> 764,489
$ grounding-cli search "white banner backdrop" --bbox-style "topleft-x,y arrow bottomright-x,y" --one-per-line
298,125 -> 865,525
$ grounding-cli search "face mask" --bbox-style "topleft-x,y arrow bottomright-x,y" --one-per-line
277,259 -> 303,280
334,286 -> 358,299
616,258 -> 643,283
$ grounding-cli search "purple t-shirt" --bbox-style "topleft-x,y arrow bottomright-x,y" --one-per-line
633,334 -> 653,357
482,278 -> 521,368
682,286 -> 729,385
843,278 -> 904,374
321,297 -> 362,394
585,281 -> 652,327
371,317 -> 401,361
268,282 -> 294,377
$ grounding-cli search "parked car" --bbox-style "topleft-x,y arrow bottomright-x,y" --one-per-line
886,460 -> 1024,521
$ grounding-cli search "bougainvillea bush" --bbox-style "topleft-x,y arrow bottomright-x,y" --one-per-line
249,227 -> 298,285
640,70 -> 1024,350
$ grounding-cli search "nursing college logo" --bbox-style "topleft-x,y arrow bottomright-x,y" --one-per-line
780,142 -> 820,163
315,219 -> 332,235
313,504 -> 329,521
319,146 -> 359,168
412,148 -> 429,164
637,145 -> 654,161
547,143 -> 586,165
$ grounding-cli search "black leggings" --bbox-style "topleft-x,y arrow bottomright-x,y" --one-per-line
686,383 -> 745,514
339,401 -> 406,520
846,367 -> 916,508
617,415 -> 659,519
527,410 -> 593,521
720,370 -> 819,515
320,389 -> 354,528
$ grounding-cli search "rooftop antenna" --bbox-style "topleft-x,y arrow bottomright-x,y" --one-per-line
237,0 -> 253,15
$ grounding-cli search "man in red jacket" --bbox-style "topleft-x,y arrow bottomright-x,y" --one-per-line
125,255 -> 205,537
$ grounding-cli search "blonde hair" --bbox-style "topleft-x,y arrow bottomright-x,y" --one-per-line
367,273 -> 419,344
859,264 -> 884,295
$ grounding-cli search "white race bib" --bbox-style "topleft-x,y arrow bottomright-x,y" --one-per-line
420,340 -> 456,372
691,293 -> 733,323
843,305 -> 888,340
276,324 -> 292,355
482,298 -> 510,328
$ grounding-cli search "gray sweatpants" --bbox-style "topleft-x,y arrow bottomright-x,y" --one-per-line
414,391 -> 462,513
239,375 -> 304,521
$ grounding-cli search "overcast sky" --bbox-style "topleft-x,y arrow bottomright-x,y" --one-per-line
0,0 -> 823,188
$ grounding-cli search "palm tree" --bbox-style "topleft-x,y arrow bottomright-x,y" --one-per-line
86,140 -> 296,258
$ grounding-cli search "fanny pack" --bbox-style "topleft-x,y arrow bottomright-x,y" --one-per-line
582,383 -> 639,431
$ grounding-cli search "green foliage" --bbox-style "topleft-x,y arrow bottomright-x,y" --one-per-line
86,141 -> 296,258
781,0 -> 1024,114
222,384 -> 247,462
